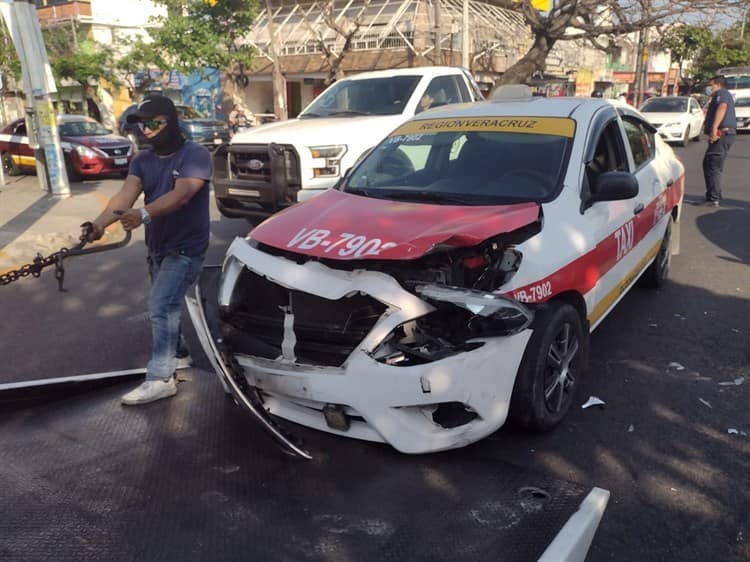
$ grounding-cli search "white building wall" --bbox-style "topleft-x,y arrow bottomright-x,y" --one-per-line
90,0 -> 166,47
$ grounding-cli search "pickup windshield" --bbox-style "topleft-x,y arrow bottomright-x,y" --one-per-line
345,127 -> 571,205
300,76 -> 421,117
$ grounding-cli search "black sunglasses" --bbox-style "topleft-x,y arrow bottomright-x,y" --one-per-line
138,119 -> 168,131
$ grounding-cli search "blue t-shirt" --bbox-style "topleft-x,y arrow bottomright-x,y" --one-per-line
704,88 -> 737,133
130,141 -> 212,258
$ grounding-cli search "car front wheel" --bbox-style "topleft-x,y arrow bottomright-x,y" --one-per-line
680,127 -> 690,147
509,302 -> 585,432
2,152 -> 20,176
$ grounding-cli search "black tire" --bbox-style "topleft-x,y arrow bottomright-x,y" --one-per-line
65,158 -> 81,183
2,152 -> 21,176
680,127 -> 690,147
640,218 -> 672,288
509,302 -> 586,432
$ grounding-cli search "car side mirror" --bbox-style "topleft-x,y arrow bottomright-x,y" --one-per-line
582,171 -> 639,212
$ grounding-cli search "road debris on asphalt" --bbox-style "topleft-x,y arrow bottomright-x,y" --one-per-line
581,396 -> 606,409
728,428 -> 739,435
718,377 -> 744,386
699,398 -> 712,409
627,424 -> 634,433
668,362 -> 686,371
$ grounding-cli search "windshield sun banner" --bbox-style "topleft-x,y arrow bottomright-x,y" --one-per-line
392,116 -> 576,138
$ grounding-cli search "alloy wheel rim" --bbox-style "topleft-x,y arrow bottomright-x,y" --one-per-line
543,323 -> 579,414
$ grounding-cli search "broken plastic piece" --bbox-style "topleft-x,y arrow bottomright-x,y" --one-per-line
581,396 -> 605,409
668,362 -> 685,371
718,377 -> 745,386
728,428 -> 739,435
699,398 -> 712,409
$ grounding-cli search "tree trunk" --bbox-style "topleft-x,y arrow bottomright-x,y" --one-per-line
495,33 -> 556,86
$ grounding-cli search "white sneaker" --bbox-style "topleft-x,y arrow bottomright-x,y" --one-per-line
121,379 -> 177,406
175,354 -> 193,370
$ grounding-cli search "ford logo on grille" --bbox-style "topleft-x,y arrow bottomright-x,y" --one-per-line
248,159 -> 264,171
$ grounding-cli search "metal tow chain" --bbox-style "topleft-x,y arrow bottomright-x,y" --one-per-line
0,223 -> 131,291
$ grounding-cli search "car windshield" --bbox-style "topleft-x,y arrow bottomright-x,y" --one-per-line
641,98 -> 687,113
735,97 -> 750,107
177,106 -> 205,119
345,117 -> 573,205
59,119 -> 111,136
300,76 -> 421,117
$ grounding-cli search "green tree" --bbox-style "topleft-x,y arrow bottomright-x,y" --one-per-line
136,0 -> 258,78
44,25 -> 121,90
488,0 -> 726,86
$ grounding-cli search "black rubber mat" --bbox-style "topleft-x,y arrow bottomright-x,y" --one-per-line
0,371 -> 587,561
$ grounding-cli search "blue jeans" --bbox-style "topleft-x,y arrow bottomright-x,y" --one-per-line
702,133 -> 735,201
146,253 -> 203,381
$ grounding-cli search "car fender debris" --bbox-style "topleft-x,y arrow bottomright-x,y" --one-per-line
718,377 -> 744,386
581,396 -> 606,409
698,398 -> 712,409
668,362 -> 686,371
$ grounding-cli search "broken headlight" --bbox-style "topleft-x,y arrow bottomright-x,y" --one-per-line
416,284 -> 533,335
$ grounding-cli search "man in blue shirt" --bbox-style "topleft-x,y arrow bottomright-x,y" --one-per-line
82,95 -> 212,405
700,75 -> 736,206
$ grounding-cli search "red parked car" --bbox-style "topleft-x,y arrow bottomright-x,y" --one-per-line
0,114 -> 133,181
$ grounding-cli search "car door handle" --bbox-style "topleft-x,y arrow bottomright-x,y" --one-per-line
634,203 -> 645,215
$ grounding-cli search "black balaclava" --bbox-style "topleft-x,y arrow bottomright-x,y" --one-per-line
127,95 -> 185,156
148,103 -> 184,156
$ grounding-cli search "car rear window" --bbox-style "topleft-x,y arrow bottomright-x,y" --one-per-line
345,116 -> 574,205
640,98 -> 687,113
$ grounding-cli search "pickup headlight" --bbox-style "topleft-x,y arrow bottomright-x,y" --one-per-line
308,145 -> 347,177
74,145 -> 99,158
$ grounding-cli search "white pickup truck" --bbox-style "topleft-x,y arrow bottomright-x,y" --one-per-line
213,66 -> 483,220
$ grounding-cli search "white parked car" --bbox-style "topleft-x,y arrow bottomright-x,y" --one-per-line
212,66 -> 483,221
734,95 -> 750,131
639,96 -> 704,146
187,96 -> 685,456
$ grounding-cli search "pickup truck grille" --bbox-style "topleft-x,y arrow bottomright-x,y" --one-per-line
221,268 -> 386,367
227,143 -> 300,185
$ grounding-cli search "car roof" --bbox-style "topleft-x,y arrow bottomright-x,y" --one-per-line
342,66 -> 468,81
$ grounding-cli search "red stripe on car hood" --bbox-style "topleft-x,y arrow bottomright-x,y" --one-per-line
250,189 -> 540,260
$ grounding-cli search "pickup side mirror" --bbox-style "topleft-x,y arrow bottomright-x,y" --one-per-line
582,171 -> 639,211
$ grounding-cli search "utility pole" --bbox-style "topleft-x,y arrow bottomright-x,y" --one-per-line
633,29 -> 643,106
461,0 -> 469,69
0,0 -> 69,197
434,0 -> 441,65
264,0 -> 287,121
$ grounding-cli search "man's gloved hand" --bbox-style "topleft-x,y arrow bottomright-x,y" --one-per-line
80,221 -> 104,243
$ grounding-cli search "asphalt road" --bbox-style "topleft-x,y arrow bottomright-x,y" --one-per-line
1,136 -> 748,561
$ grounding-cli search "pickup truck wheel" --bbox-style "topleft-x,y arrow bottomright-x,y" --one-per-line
2,152 -> 20,176
639,218 -> 672,288
509,302 -> 584,432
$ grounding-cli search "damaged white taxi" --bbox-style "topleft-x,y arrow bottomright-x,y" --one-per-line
187,97 -> 684,456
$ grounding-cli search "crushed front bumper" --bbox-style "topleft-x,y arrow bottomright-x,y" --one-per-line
187,239 -> 532,454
